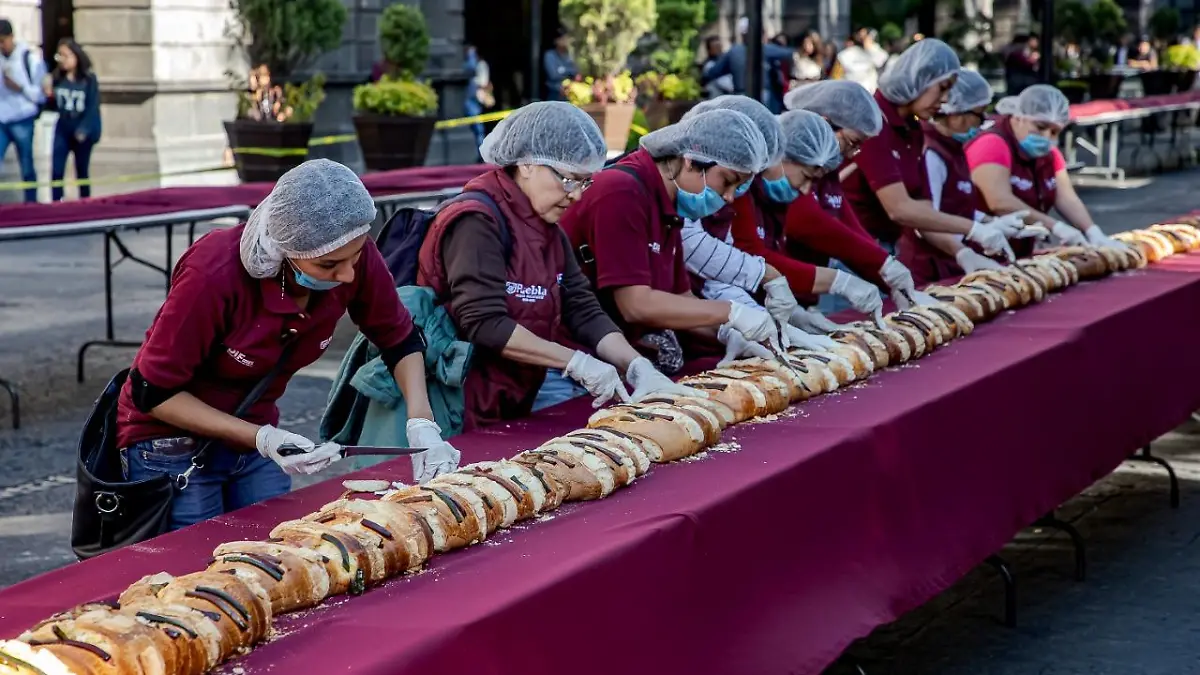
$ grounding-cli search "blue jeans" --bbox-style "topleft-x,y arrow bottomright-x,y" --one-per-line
123,437 -> 291,531
532,369 -> 588,412
464,99 -> 485,150
0,116 -> 38,203
51,131 -> 95,201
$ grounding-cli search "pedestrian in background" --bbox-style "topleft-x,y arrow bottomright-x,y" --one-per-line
463,43 -> 493,154
542,27 -> 577,101
0,18 -> 47,203
43,38 -> 101,201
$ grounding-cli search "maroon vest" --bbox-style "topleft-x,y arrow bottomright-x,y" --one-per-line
973,115 -> 1059,214
897,126 -> 977,285
418,168 -> 565,430
750,178 -> 788,252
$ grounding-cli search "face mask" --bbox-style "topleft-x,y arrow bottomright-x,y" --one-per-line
290,261 -> 342,291
674,173 -> 727,220
951,126 -> 980,144
733,180 -> 752,198
1019,134 -> 1053,158
762,175 -> 800,203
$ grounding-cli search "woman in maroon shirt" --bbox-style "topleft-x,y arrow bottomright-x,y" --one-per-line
117,160 -> 458,531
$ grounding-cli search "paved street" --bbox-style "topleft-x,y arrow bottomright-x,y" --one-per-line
2,170 -> 1200,672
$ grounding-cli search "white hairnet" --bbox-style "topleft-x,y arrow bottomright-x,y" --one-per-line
683,95 -> 785,165
778,110 -> 841,169
240,159 -> 376,279
994,84 -> 1070,125
782,80 -> 883,136
877,38 -> 960,105
640,109 -> 769,174
941,68 -> 992,115
479,101 -> 607,174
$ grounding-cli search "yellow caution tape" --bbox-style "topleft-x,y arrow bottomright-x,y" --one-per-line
0,165 -> 234,190
629,123 -> 649,137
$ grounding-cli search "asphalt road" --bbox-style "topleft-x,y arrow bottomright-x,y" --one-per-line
2,170 -> 1200,672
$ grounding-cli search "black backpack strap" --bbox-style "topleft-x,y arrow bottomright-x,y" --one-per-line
609,164 -> 647,196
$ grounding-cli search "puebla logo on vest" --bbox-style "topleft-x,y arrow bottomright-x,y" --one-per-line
1044,177 -> 1057,191
226,348 -> 255,368
824,193 -> 843,210
1010,176 -> 1033,191
506,281 -> 549,303
956,180 -> 973,194
756,226 -> 766,240
648,242 -> 662,254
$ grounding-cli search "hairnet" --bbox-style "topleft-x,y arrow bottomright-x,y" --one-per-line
877,38 -> 960,105
479,101 -> 607,174
683,95 -> 785,165
941,68 -> 993,114
778,110 -> 841,169
782,80 -> 883,136
994,84 -> 1070,125
640,109 -> 769,174
239,158 -> 376,279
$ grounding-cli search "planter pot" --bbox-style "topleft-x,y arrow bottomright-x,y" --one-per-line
223,120 -> 313,183
643,99 -> 700,130
582,103 -> 636,152
1086,73 -> 1125,101
353,114 -> 436,172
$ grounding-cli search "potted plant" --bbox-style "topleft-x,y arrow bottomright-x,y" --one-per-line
638,0 -> 704,129
223,0 -> 346,182
560,0 -> 656,151
352,4 -> 440,170
637,72 -> 702,128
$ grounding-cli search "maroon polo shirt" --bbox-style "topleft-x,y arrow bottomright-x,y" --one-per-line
842,90 -> 930,245
559,148 -> 690,335
115,224 -> 414,450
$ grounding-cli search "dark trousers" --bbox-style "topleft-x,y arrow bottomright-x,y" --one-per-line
51,130 -> 96,201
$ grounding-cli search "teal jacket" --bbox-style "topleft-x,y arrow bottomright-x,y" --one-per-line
319,286 -> 472,467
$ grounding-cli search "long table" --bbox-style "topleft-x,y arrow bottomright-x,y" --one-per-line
1065,90 -> 1200,181
3,254 -> 1200,674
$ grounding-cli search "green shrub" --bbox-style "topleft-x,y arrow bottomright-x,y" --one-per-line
560,0 -> 657,78
380,4 -> 430,78
353,76 -> 438,117
1149,7 -> 1181,43
228,0 -> 346,78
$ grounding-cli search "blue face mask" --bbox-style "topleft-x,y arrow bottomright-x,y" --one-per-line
951,126 -> 980,144
1019,133 -> 1054,158
733,180 -> 753,198
675,174 -> 728,220
290,262 -> 342,291
762,175 -> 800,203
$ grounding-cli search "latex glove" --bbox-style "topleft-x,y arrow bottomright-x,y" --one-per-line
987,210 -> 1030,237
907,290 -> 941,307
879,256 -> 916,293
255,425 -> 328,476
564,351 -> 631,408
966,221 -> 1016,262
1014,224 -> 1051,240
761,276 -> 799,325
626,356 -> 707,402
1051,221 -> 1088,247
956,247 -> 1005,273
830,270 -> 884,316
407,418 -> 462,484
789,306 -> 845,334
726,301 -> 778,345
783,323 -> 837,351
1085,226 -> 1124,249
717,324 -> 774,366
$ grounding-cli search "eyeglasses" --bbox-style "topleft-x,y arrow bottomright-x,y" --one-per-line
548,166 -> 593,194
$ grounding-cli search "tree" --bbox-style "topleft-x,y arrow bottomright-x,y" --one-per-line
227,0 -> 347,79
650,0 -> 705,75
1054,0 -> 1094,45
1090,0 -> 1127,45
1148,7 -> 1181,43
560,0 -> 657,78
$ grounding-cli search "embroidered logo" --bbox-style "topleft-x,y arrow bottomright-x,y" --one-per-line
824,193 -> 843,210
648,242 -> 662,254
756,226 -> 766,240
1010,176 -> 1033,191
957,180 -> 973,194
891,150 -> 901,160
556,273 -> 564,285
320,335 -> 333,350
506,281 -> 549,303
226,348 -> 255,368
1045,177 -> 1057,190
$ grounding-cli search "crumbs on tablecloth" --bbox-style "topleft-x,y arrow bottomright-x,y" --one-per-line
707,441 -> 742,454
678,451 -> 710,463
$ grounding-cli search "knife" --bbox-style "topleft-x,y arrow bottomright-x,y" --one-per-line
278,444 -> 423,457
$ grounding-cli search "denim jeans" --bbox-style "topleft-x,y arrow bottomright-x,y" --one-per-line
0,116 -> 38,203
51,131 -> 95,201
464,99 -> 485,150
532,368 -> 588,412
123,437 -> 291,532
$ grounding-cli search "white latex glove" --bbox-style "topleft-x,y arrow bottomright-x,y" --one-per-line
966,221 -> 1016,262
1051,221 -> 1088,247
1014,224 -> 1051,240
783,323 -> 837,351
830,270 -> 884,315
789,306 -> 845,334
879,256 -> 916,293
626,356 -> 707,402
564,351 -> 631,408
255,425 -> 328,476
1085,226 -> 1123,249
907,290 -> 941,307
761,276 -> 799,325
726,301 -> 778,345
717,324 -> 774,365
955,247 -> 1005,272
407,418 -> 461,484
987,210 -> 1030,237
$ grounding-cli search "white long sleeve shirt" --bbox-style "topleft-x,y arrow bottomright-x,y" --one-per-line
681,217 -> 767,292
0,43 -> 45,124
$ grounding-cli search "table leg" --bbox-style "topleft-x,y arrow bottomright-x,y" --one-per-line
984,555 -> 1016,628
1107,123 -> 1125,181
1129,444 -> 1180,509
1033,513 -> 1086,582
0,377 -> 19,429
76,232 -> 154,382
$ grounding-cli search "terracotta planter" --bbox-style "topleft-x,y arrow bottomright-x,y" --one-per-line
223,120 -> 313,183
582,103 -> 636,152
353,114 -> 436,171
643,99 -> 699,130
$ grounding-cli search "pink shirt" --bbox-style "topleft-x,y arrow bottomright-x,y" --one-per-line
965,134 -> 1067,173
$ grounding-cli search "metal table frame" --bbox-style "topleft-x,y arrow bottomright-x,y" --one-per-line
1064,101 -> 1200,181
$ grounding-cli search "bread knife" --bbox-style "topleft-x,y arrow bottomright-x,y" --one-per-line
278,444 -> 422,457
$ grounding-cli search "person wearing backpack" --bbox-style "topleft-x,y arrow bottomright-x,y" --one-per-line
416,101 -> 699,430
0,18 -> 47,203
43,39 -> 101,201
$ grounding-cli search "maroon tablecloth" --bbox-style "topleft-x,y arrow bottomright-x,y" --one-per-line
1070,89 -> 1200,121
3,256 -> 1200,674
0,165 -> 490,230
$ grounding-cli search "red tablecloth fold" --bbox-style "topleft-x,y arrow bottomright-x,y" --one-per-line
2,256 -> 1200,674
1070,89 -> 1200,121
0,165 -> 489,230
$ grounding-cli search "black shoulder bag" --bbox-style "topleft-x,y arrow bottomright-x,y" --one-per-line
71,339 -> 299,560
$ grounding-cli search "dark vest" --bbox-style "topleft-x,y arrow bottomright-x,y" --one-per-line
418,168 -> 565,430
